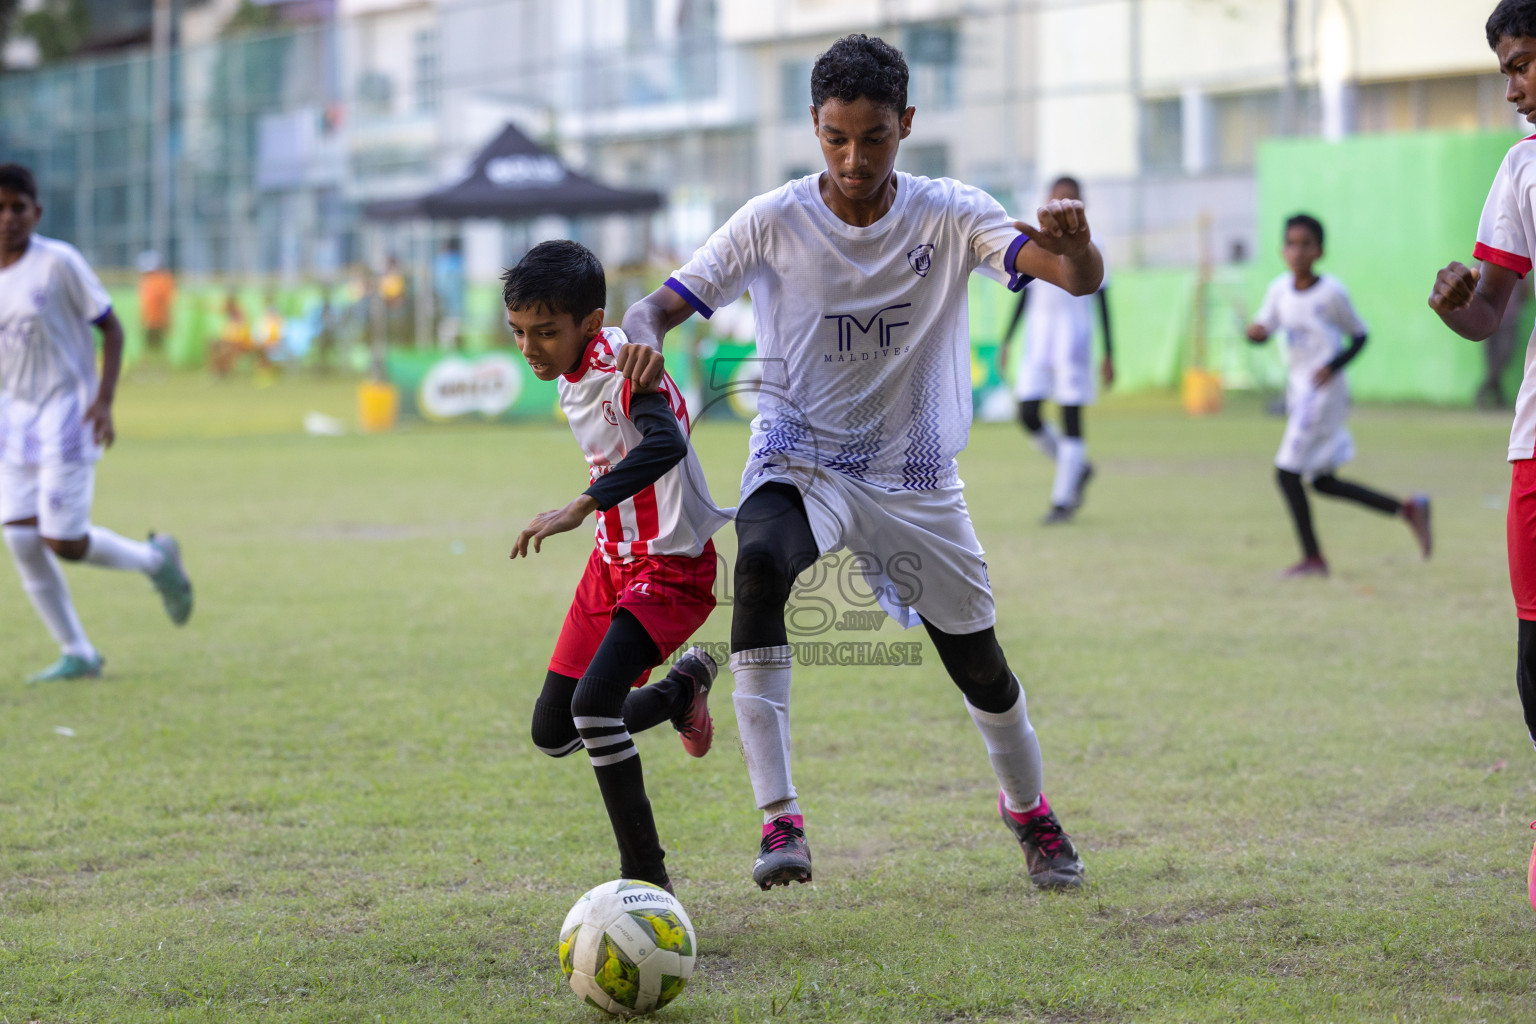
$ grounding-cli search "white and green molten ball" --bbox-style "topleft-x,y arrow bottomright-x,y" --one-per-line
558,879 -> 697,1017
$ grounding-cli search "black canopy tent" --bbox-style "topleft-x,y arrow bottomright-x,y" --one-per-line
362,122 -> 664,221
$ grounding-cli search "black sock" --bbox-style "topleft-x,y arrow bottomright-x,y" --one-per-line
1312,474 -> 1402,515
1518,620 -> 1536,749
1276,468 -> 1322,560
623,667 -> 692,732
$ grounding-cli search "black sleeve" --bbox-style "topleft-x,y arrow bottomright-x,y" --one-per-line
1002,287 -> 1029,345
1096,288 -> 1113,360
582,390 -> 689,511
1326,334 -> 1367,374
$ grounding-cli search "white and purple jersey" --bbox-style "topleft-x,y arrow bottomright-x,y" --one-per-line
558,327 -> 730,563
0,235 -> 112,467
665,172 -> 1029,492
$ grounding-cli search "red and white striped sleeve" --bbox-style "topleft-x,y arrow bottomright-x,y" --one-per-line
1475,145 -> 1534,279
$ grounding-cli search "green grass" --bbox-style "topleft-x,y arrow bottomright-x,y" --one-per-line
2,372 -> 1533,1023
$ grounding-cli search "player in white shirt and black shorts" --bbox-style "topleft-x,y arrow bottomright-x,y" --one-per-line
1248,213 -> 1432,579
0,164 -> 192,683
998,176 -> 1115,524
620,35 -> 1104,891
504,241 -> 732,893
1430,0 -> 1536,769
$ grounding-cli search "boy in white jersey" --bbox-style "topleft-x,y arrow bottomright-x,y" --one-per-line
504,241 -> 730,892
1248,213 -> 1432,578
1430,0 -> 1536,769
997,176 -> 1115,524
0,164 -> 192,682
620,35 -> 1103,891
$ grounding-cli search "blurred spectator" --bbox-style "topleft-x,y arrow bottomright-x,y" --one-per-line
210,291 -> 273,377
380,254 -> 408,346
137,250 -> 176,357
433,238 -> 465,349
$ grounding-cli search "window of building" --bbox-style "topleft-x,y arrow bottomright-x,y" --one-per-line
414,28 -> 439,114
899,143 -> 948,180
1142,97 -> 1182,174
1356,74 -> 1509,134
905,23 -> 958,111
781,59 -> 811,120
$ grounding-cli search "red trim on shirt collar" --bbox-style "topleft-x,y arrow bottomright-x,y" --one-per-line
562,330 -> 612,382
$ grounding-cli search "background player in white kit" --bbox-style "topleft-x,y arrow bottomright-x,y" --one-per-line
997,176 -> 1115,524
0,164 -> 192,683
504,240 -> 730,892
1248,213 -> 1432,578
620,35 -> 1103,891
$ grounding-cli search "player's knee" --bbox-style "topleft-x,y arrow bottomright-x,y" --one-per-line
530,699 -> 581,757
1018,400 -> 1044,433
1275,467 -> 1302,492
1060,405 -> 1083,439
733,536 -> 796,609
1311,474 -> 1340,495
44,536 -> 88,561
569,676 -> 627,724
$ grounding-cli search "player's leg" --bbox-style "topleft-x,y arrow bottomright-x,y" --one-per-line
1508,460 -> 1536,750
1312,474 -> 1432,559
35,463 -> 193,624
922,620 -> 1084,888
2,463 -> 102,681
1017,399 -> 1059,459
1518,621 -> 1536,751
731,482 -> 820,889
1045,405 -> 1090,523
1275,468 -> 1328,575
573,609 -> 674,889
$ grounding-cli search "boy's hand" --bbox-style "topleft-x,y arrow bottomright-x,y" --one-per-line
83,395 -> 115,447
616,342 -> 666,392
1246,323 -> 1269,342
1101,357 -> 1115,388
1015,200 -> 1092,258
1312,365 -> 1335,387
511,495 -> 599,558
1428,262 -> 1479,314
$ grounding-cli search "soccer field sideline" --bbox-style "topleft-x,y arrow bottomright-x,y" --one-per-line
1,375 -> 1533,1022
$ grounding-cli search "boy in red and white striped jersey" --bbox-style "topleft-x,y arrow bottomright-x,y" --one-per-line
505,240 -> 730,892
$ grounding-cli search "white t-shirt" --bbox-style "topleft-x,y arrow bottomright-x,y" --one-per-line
1022,274 -> 1105,352
1252,273 -> 1368,397
1475,136 -> 1536,461
0,235 -> 112,466
666,172 -> 1029,492
558,326 -> 730,563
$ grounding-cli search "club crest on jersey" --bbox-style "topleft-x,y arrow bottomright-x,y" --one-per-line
601,399 -> 619,425
30,288 -> 47,310
906,243 -> 934,277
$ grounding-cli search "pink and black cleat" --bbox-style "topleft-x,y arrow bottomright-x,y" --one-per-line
753,815 -> 812,890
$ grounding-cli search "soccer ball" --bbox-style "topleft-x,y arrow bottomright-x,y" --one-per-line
558,879 -> 697,1016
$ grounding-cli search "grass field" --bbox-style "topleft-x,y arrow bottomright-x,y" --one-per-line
2,372 -> 1534,1023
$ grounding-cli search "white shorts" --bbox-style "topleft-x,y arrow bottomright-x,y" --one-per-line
0,461 -> 95,539
1014,327 -> 1095,407
1275,383 -> 1353,479
741,454 -> 997,635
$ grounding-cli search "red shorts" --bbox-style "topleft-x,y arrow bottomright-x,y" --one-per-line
1509,460 -> 1536,620
548,541 -> 718,686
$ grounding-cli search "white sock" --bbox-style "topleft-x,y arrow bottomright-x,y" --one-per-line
730,645 -> 797,811
1030,422 -> 1060,461
4,525 -> 96,659
965,680 -> 1043,816
83,526 -> 164,573
1052,437 -> 1086,507
762,798 -> 801,823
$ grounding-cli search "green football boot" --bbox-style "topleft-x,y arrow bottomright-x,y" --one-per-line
26,653 -> 104,683
147,532 -> 193,625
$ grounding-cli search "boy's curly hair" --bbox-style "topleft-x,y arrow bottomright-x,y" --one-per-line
1488,0 -> 1536,48
810,34 -> 908,113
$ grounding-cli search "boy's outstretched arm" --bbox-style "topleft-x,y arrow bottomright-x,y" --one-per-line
1430,261 -> 1521,341
511,392 -> 689,558
617,286 -> 696,390
83,309 -> 124,448
1012,199 -> 1104,297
